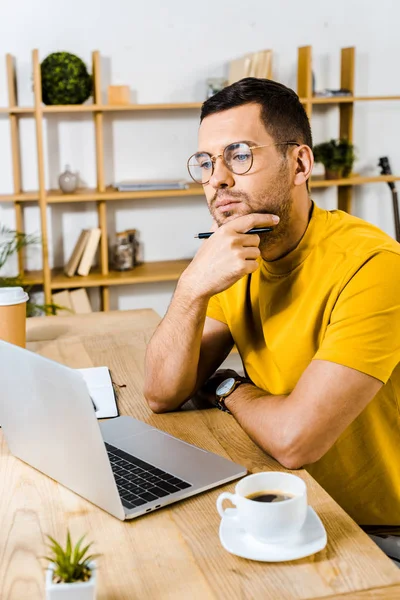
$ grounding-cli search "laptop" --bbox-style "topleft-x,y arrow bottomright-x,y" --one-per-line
0,340 -> 246,520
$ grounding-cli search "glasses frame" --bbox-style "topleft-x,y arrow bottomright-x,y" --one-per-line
187,141 -> 300,184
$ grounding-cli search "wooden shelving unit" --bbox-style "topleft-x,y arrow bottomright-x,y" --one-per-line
1,46 -> 399,312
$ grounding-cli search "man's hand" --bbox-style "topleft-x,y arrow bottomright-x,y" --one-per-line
180,213 -> 279,300
190,368 -> 241,409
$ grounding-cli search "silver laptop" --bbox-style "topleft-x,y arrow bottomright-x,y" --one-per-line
0,340 -> 246,520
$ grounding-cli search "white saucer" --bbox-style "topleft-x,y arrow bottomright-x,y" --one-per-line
219,506 -> 327,562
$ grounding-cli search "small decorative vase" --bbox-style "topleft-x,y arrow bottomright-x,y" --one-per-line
46,561 -> 97,599
59,165 -> 78,194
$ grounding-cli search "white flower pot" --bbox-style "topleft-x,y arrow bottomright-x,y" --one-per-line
45,561 -> 97,600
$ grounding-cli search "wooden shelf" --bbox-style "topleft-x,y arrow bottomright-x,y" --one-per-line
0,191 -> 39,202
4,177 -> 400,205
50,259 -> 191,289
0,107 -> 35,115
21,270 -> 44,286
4,46 -> 400,312
3,95 -> 400,115
43,102 -> 203,113
310,175 -> 400,187
46,183 -> 203,203
311,95 -> 400,104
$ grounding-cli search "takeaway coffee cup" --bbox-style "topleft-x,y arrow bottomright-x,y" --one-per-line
216,472 -> 308,543
0,287 -> 29,348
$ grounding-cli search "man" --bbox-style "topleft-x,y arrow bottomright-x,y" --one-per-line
144,78 -> 400,549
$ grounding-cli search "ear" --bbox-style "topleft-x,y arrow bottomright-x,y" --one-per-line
293,145 -> 314,187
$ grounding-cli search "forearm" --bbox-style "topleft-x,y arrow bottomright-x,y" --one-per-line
144,279 -> 209,411
224,385 -> 304,469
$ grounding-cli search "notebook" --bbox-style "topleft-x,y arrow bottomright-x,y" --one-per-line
77,367 -> 118,419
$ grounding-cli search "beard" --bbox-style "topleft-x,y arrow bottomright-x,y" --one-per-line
208,161 -> 293,253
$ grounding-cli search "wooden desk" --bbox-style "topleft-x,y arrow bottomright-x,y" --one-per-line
1,310 -> 400,599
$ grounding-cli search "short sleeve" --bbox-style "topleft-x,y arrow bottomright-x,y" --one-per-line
206,293 -> 228,324
314,251 -> 400,383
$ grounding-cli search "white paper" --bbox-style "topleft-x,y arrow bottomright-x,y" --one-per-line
77,367 -> 118,419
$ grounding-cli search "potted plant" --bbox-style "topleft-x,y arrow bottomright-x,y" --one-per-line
43,531 -> 99,599
0,225 -> 58,316
313,138 -> 356,179
41,52 -> 93,106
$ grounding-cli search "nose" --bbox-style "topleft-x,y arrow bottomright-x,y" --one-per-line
208,155 -> 235,189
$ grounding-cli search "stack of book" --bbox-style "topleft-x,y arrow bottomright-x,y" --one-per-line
228,49 -> 272,85
64,228 -> 102,277
113,179 -> 189,192
52,289 -> 92,315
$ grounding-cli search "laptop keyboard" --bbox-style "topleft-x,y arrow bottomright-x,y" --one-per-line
105,442 -> 192,510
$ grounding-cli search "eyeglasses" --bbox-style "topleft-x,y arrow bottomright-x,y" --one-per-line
187,141 -> 300,184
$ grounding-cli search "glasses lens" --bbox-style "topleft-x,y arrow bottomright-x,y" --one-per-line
224,142 -> 252,175
188,152 -> 213,184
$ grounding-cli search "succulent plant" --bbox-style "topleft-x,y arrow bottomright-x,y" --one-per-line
41,52 -> 92,105
43,531 -> 100,584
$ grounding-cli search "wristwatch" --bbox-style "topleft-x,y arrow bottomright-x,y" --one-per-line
215,376 -> 248,413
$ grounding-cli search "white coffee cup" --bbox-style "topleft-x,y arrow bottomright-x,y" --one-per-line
216,472 -> 307,543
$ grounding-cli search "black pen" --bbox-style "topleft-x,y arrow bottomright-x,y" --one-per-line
194,227 -> 273,240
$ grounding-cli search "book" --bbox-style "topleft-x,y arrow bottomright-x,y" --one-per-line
228,55 -> 251,85
113,179 -> 189,192
77,228 -> 101,276
52,290 -> 74,316
257,49 -> 272,79
64,229 -> 91,277
69,288 -> 92,313
77,366 -> 118,419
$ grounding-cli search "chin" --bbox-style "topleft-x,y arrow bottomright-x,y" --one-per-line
217,209 -> 251,225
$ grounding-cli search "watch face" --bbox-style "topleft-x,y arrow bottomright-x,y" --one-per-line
216,377 -> 236,397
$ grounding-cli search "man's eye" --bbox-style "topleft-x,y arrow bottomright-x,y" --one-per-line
200,160 -> 212,170
233,153 -> 251,162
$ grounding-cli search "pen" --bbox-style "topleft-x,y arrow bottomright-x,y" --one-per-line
194,227 -> 273,240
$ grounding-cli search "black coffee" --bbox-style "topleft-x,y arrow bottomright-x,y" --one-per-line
246,490 -> 294,503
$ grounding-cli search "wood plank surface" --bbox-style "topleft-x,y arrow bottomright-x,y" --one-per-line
1,310 -> 400,599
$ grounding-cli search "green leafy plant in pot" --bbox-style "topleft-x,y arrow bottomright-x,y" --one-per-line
41,52 -> 92,105
43,531 -> 100,599
0,225 -> 59,316
313,138 -> 356,180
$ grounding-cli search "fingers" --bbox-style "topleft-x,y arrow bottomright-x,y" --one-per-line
242,246 -> 261,260
225,212 -> 280,234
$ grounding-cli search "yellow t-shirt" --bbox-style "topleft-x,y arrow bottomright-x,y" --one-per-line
206,202 -> 400,528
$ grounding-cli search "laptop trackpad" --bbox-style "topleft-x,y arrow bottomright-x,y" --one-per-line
110,429 -> 233,485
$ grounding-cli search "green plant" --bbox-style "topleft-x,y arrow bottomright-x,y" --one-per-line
41,52 -> 92,105
0,225 -> 58,316
313,138 -> 356,178
43,531 -> 100,584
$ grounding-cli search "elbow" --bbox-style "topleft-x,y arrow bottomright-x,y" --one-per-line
273,435 -> 322,471
276,452 -> 305,471
143,388 -> 172,414
147,399 -> 170,414
143,382 -> 188,414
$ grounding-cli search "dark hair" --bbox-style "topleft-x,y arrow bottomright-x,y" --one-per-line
201,77 -> 313,151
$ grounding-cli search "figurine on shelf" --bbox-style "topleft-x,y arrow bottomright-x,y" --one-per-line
58,165 -> 78,194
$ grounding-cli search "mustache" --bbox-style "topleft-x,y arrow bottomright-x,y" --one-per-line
210,190 -> 251,207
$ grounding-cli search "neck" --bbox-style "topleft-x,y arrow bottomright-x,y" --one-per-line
260,195 -> 313,262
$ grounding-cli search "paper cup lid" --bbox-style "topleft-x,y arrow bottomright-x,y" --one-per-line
0,287 -> 29,306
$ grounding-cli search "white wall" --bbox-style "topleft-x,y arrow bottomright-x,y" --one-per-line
1,0 -> 399,316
